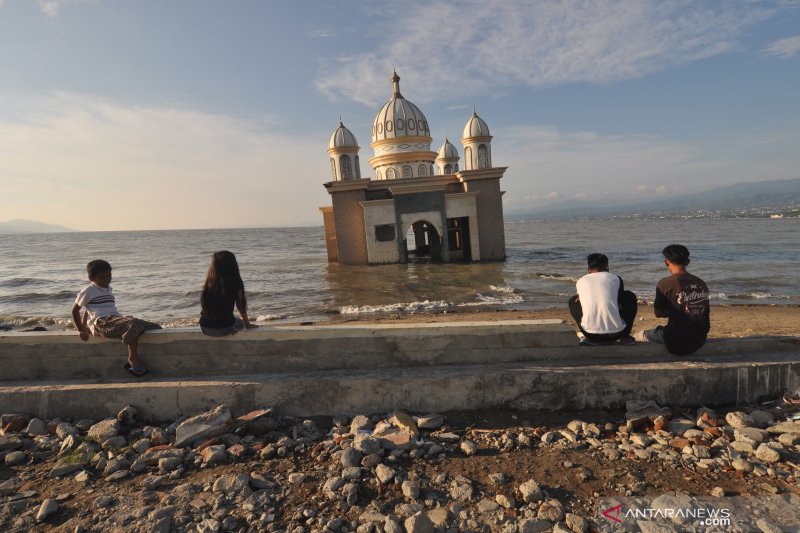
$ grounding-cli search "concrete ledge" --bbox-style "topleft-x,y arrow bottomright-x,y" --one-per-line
2,321 -> 798,381
2,352 -> 798,421
0,320 -> 574,380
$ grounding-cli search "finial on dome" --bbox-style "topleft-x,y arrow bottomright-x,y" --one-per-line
472,105 -> 477,116
339,115 -> 343,126
391,69 -> 402,98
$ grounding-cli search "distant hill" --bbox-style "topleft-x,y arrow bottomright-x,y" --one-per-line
509,178 -> 800,219
0,219 -> 77,234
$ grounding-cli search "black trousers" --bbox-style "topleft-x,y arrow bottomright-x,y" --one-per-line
568,291 -> 637,342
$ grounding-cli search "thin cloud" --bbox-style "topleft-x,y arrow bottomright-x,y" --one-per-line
763,35 -> 800,58
316,0 -> 780,106
37,0 -> 95,17
307,29 -> 336,39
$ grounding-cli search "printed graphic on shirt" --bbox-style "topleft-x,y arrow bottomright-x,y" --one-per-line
677,281 -> 709,321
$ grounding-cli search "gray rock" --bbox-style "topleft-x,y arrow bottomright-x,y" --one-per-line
0,436 -> 23,452
0,477 -> 20,495
496,493 -> 515,509
174,405 -> 232,447
755,443 -> 781,463
565,513 -> 588,533
55,423 -> 79,440
103,457 -> 130,475
749,410 -> 774,428
519,519 -> 553,533
460,440 -> 477,456
732,458 -> 753,472
213,473 -> 250,495
342,482 -> 358,506
518,479 -> 543,503
341,447 -> 363,468
49,463 -> 82,478
132,438 -> 151,453
353,435 -> 381,455
323,476 -> 345,498
735,427 -> 767,444
350,415 -> 372,434
288,472 -> 305,484
197,518 -> 221,533
102,436 -> 126,449
417,414 -> 444,430
106,470 -> 130,482
36,498 -> 58,522
361,452 -> 383,468
476,498 -> 499,513
159,457 -> 183,472
726,411 -> 756,429
150,427 -> 171,446
24,418 -> 48,436
5,450 -> 26,466
402,480 -> 419,500
538,498 -> 564,522
117,405 -> 138,425
449,480 -> 473,502
88,419 -> 120,443
665,418 -> 695,435
375,463 -> 396,484
405,511 -> 435,533
342,466 -> 362,480
711,487 -> 725,497
755,518 -> 783,533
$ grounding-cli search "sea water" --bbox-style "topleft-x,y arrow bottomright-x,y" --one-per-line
0,218 -> 797,330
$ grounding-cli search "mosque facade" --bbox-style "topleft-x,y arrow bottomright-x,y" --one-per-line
320,71 -> 507,265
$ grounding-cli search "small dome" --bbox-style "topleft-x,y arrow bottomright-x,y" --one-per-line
462,110 -> 490,139
372,71 -> 430,143
329,120 -> 359,150
437,137 -> 459,159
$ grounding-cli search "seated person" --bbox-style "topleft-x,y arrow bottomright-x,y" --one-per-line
568,253 -> 637,345
635,244 -> 710,355
200,250 -> 256,336
72,259 -> 161,377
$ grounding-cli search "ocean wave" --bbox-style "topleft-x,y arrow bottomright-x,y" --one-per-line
255,313 -> 292,322
338,289 -> 524,316
0,277 -> 52,288
0,315 -> 75,331
532,272 -> 579,283
715,291 -> 795,301
0,290 -> 75,303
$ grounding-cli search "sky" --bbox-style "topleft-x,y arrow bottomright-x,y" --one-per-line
1,0 -> 799,231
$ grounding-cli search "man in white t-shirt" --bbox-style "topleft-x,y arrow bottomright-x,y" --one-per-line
568,253 -> 637,345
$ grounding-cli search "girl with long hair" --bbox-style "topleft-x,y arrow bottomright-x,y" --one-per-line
200,251 -> 255,336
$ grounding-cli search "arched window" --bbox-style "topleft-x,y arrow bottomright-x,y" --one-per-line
402,165 -> 412,178
430,164 -> 434,175
330,158 -> 337,180
386,168 -> 396,179
464,147 -> 472,169
454,163 -> 459,172
376,169 -> 382,180
340,154 -> 352,180
444,164 -> 452,174
418,164 -> 427,176
478,144 -> 489,169
355,155 -> 361,179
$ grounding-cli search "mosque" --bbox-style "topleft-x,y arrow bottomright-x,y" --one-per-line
320,71 -> 507,265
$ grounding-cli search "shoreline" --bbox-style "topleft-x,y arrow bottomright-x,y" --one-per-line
317,303 -> 800,340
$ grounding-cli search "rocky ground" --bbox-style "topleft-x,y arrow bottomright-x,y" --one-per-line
1,399 -> 800,533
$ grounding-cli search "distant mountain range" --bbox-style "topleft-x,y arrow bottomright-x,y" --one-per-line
508,178 -> 800,219
0,219 -> 77,234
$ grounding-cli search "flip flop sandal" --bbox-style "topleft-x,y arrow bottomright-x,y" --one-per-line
124,363 -> 148,377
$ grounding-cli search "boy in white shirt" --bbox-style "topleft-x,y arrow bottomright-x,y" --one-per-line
71,259 -> 161,376
568,253 -> 637,345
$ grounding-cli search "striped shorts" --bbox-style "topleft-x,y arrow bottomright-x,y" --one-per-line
94,316 -> 162,345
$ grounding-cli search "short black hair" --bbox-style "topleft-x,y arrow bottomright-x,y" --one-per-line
587,253 -> 608,270
662,244 -> 690,265
86,259 -> 112,278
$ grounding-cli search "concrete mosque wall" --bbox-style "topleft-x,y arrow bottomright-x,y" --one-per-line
320,71 -> 507,265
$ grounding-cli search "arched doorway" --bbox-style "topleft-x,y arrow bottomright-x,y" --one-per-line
403,220 -> 442,262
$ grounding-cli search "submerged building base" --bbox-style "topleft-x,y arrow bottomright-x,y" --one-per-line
1,321 -> 798,421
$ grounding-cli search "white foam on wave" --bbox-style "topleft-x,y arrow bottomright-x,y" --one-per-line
338,288 -> 524,315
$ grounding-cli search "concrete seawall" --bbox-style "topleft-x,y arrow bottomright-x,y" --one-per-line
1,320 -> 798,420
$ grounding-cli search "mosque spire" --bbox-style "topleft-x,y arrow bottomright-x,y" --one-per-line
391,69 -> 402,98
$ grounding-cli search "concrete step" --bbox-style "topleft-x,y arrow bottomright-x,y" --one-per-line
2,321 -> 797,381
3,351 -> 798,421
1,320 -> 578,381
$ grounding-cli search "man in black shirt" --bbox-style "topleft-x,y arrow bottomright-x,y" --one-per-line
635,244 -> 710,355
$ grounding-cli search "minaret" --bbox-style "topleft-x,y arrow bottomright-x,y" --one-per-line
327,119 -> 361,181
460,108 -> 493,171
436,136 -> 460,175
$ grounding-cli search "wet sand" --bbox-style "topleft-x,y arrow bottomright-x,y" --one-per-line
323,304 -> 800,339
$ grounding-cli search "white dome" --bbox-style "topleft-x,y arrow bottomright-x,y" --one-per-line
437,137 -> 459,159
329,120 -> 359,150
371,71 -> 430,143
462,110 -> 490,139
